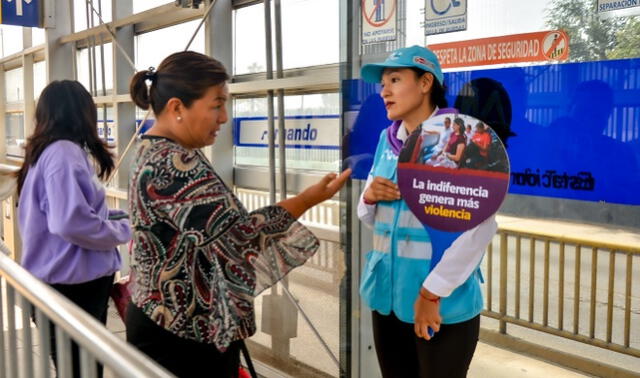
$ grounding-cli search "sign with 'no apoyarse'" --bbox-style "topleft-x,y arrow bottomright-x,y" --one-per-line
361,0 -> 397,45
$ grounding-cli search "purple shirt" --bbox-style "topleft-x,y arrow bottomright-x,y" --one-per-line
18,140 -> 129,284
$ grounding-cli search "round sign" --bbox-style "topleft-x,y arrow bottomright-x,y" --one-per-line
542,31 -> 569,60
361,0 -> 397,28
397,113 -> 510,232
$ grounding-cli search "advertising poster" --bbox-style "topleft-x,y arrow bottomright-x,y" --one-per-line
397,113 -> 510,232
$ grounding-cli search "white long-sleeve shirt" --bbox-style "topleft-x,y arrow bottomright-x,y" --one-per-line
357,122 -> 498,297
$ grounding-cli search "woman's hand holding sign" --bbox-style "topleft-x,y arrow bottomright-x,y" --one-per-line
363,176 -> 402,204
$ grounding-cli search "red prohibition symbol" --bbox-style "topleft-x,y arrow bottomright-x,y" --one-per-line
362,0 -> 397,28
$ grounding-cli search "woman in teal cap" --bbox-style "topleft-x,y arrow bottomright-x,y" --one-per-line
358,45 -> 497,377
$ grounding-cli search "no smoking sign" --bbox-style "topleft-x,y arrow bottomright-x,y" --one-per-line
361,0 -> 397,45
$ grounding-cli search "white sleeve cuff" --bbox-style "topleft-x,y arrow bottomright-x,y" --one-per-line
422,272 -> 456,297
357,176 -> 376,226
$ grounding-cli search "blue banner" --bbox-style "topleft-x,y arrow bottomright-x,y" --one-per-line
1,0 -> 41,28
344,58 -> 640,205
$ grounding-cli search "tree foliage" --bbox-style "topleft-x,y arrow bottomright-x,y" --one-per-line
545,0 -> 637,61
608,18 -> 640,59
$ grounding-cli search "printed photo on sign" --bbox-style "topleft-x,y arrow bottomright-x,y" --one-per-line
397,113 -> 510,232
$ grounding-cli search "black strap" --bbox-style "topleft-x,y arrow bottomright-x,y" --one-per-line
240,340 -> 258,378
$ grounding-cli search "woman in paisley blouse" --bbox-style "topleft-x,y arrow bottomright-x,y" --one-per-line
126,51 -> 350,377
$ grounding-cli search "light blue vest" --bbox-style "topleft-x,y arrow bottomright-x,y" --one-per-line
360,130 -> 484,324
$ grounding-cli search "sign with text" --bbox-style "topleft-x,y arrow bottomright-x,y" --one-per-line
361,0 -> 397,44
343,58 -> 640,205
0,0 -> 41,27
429,31 -> 569,69
97,120 -> 115,145
597,0 -> 640,18
234,116 -> 339,150
424,0 -> 467,36
397,114 -> 510,232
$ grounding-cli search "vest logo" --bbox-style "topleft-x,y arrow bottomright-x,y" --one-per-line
383,150 -> 397,161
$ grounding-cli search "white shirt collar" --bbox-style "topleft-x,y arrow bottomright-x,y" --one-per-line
396,106 -> 440,142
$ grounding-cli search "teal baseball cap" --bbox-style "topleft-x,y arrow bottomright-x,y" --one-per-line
361,45 -> 444,85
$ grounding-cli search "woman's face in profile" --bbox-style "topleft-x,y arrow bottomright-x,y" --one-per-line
379,68 -> 430,121
179,83 -> 229,149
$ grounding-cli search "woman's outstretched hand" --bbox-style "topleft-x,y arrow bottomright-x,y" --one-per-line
302,169 -> 352,206
279,169 -> 351,218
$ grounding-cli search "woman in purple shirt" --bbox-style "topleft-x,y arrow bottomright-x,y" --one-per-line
16,80 -> 131,378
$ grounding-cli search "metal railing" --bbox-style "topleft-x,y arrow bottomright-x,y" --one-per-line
235,188 -> 343,291
223,188 -> 640,373
0,245 -> 174,378
235,188 -> 343,377
482,226 -> 639,358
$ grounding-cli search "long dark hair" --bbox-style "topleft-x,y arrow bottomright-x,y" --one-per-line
16,80 -> 114,193
130,51 -> 229,114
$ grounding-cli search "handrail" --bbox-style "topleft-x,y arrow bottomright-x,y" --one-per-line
0,251 -> 175,378
496,215 -> 640,253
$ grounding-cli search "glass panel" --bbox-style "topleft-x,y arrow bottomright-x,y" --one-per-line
234,93 -> 340,171
239,188 -> 342,377
97,106 -> 115,147
406,0 -> 548,47
32,28 -> 45,46
280,0 -> 339,69
133,0 -> 174,14
33,61 -> 46,99
0,25 -> 23,57
233,0 -> 340,74
76,43 -> 114,95
136,107 -> 155,134
403,0 -> 640,64
5,68 -> 23,103
74,0 -> 112,32
5,112 -> 24,157
234,4 -> 266,75
135,20 -> 205,70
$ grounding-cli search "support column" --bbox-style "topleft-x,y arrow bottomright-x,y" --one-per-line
45,0 -> 74,81
22,28 -> 35,138
112,0 -> 135,190
204,0 -> 233,185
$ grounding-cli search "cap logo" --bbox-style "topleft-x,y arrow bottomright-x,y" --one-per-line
413,56 -> 435,70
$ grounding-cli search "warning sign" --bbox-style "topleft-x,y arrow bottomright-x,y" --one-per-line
361,0 -> 397,44
429,30 -> 570,69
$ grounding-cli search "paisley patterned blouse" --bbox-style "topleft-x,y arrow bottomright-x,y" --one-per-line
129,136 -> 319,351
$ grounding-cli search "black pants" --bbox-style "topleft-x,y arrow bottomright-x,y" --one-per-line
372,311 -> 480,378
126,303 -> 241,378
42,274 -> 114,378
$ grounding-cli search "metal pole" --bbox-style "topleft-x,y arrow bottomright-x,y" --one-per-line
86,0 -> 136,72
85,1 -> 95,95
274,0 -> 286,202
499,233 -> 508,334
97,0 -> 108,146
20,296 -> 34,378
185,0 -> 218,51
281,284 -> 342,372
264,0 -> 276,204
